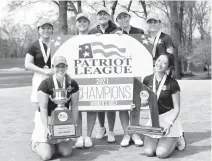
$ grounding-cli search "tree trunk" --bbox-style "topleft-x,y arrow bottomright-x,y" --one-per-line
127,1 -> 132,11
111,1 -> 118,21
77,1 -> 82,13
188,3 -> 193,54
59,1 -> 68,35
179,1 -> 184,45
168,1 -> 181,79
199,22 -> 205,40
140,0 -> 147,18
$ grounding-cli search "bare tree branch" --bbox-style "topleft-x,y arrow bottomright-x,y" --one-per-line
103,0 -> 106,7
118,4 -> 145,19
139,0 -> 147,18
111,1 -> 118,21
52,0 -> 59,6
127,0 -> 132,11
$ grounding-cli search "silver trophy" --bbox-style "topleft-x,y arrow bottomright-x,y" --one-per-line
48,88 -> 77,140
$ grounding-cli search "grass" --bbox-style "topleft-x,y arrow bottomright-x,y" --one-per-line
0,58 -> 25,69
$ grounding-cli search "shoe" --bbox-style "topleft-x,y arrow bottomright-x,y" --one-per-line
177,133 -> 186,151
75,136 -> 84,148
107,131 -> 115,143
120,135 -> 131,147
30,141 -> 37,153
132,133 -> 143,147
84,136 -> 93,148
96,127 -> 106,139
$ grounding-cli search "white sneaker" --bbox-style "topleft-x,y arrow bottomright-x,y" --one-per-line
84,136 -> 93,148
75,136 -> 84,148
96,127 -> 106,139
107,131 -> 115,143
120,135 -> 131,147
30,141 -> 37,153
132,133 -> 143,147
177,133 -> 186,151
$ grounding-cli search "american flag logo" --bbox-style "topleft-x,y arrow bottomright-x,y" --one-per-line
51,34 -> 153,58
79,42 -> 126,59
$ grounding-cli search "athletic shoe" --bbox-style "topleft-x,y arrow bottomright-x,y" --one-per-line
84,136 -> 93,148
75,136 -> 84,148
96,127 -> 106,139
30,141 -> 37,153
120,134 -> 131,147
177,133 -> 186,151
132,133 -> 143,146
107,131 -> 115,143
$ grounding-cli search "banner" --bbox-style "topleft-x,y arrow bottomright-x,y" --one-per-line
52,34 -> 153,111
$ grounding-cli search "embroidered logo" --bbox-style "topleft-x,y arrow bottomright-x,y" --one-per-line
162,85 -> 167,90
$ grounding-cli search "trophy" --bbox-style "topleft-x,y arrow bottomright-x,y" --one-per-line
48,88 -> 77,140
127,77 -> 165,136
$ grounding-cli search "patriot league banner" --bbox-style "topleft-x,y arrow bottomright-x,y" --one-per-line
52,34 -> 153,111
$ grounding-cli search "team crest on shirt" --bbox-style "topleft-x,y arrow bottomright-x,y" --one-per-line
158,39 -> 162,44
162,85 -> 167,90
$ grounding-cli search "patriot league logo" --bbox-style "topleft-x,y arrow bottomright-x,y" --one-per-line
75,42 -> 132,75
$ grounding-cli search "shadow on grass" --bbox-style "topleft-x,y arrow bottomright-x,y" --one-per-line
51,135 -> 124,161
50,131 -> 211,160
171,131 -> 211,159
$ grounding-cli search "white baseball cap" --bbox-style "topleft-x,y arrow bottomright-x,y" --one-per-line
76,13 -> 90,22
146,13 -> 160,22
97,6 -> 110,15
114,8 -> 131,21
37,18 -> 53,28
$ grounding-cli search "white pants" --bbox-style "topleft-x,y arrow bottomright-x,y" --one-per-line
31,72 -> 49,102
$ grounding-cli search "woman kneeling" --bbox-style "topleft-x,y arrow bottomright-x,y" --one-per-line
31,56 -> 79,160
142,54 -> 184,158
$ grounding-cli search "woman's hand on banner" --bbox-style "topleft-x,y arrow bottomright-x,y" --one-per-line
96,33 -> 102,36
130,103 -> 136,111
115,30 -> 123,36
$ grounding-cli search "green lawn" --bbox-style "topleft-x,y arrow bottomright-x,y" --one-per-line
0,58 -> 25,69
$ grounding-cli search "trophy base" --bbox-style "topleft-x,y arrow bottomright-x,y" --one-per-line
49,124 -> 77,140
126,125 -> 165,136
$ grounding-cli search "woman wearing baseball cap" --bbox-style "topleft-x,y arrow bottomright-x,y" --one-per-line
113,8 -> 144,34
89,6 -> 117,34
111,8 -> 144,148
25,18 -> 54,107
146,12 -> 174,65
74,12 -> 97,149
89,7 -> 118,144
31,56 -> 79,160
146,12 -> 186,150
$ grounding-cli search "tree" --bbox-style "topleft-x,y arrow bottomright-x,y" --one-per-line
194,1 -> 211,40
111,1 -> 118,21
168,1 -> 181,79
139,0 -> 147,18
58,1 -> 68,35
192,36 -> 211,77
